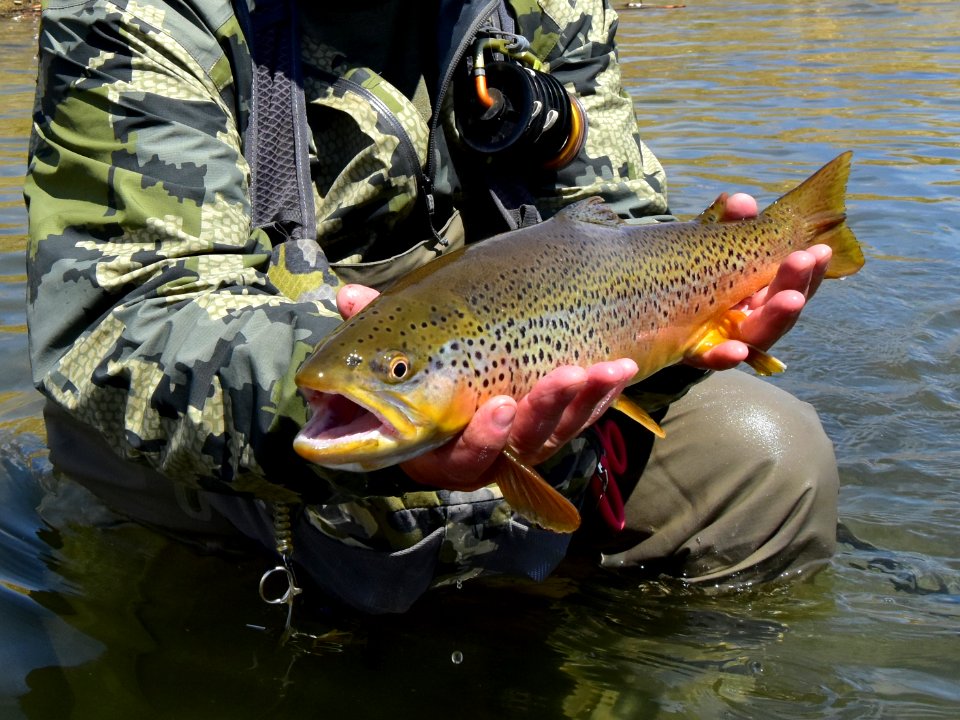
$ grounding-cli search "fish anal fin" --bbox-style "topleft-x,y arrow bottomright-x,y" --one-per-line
611,395 -> 665,438
493,447 -> 581,533
556,197 -> 622,227
743,346 -> 788,376
688,309 -> 787,377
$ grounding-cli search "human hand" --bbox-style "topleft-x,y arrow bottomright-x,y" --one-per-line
686,193 -> 833,371
335,284 -> 638,491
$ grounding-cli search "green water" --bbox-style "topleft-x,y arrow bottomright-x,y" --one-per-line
2,1 -> 959,717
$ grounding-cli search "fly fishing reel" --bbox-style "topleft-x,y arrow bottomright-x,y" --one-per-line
454,32 -> 587,170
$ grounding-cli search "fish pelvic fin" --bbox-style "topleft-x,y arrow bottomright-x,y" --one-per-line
611,395 -> 666,438
762,151 -> 865,278
494,447 -> 582,533
688,309 -> 788,377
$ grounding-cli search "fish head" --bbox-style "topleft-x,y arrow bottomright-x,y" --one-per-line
293,306 -> 478,472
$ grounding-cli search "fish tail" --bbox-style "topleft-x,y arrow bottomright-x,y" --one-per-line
762,151 -> 865,278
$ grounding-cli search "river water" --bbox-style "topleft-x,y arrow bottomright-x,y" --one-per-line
1,1 -> 958,718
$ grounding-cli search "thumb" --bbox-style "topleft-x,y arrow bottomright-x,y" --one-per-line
336,284 -> 380,319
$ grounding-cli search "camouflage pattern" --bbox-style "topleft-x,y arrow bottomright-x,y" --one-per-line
26,0 -> 669,579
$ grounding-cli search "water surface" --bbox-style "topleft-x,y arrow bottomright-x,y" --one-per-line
2,2 -> 959,718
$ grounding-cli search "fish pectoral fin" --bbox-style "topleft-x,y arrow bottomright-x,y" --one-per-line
611,395 -> 665,438
493,447 -> 581,533
688,309 -> 787,377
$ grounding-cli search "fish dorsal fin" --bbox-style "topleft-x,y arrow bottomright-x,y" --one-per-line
556,197 -> 622,227
612,395 -> 666,438
493,447 -> 581,533
695,192 -> 731,224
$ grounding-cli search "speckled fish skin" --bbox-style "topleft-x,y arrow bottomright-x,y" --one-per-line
294,152 -> 864,472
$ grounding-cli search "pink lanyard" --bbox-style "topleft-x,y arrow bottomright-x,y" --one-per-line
590,418 -> 627,532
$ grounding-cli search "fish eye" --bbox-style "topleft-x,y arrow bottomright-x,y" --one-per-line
385,352 -> 411,383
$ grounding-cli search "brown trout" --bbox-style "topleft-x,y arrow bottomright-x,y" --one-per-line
294,152 -> 864,533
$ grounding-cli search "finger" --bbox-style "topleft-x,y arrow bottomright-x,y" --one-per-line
750,250 -> 816,309
687,340 -> 750,371
401,397 -> 516,490
722,192 -> 759,221
336,284 -> 379,319
511,359 -> 638,463
550,359 -> 638,439
805,244 -> 833,299
738,289 -> 806,350
507,366 -> 588,457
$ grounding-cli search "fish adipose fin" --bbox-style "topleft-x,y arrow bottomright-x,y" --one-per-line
612,395 -> 666,437
493,447 -> 582,533
695,192 -> 731,224
688,309 -> 788,377
762,151 -> 865,278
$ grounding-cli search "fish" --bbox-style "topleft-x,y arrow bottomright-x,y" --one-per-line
293,152 -> 864,533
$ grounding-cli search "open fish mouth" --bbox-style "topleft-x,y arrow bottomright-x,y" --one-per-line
293,390 -> 404,469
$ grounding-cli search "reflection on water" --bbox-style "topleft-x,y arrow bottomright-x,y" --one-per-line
2,1 -> 959,718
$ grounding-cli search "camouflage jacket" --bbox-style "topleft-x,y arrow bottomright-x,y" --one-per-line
26,0 -> 670,570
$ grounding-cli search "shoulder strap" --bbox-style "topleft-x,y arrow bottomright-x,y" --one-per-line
237,0 -> 316,241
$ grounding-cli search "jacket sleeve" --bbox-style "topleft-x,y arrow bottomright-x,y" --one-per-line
511,0 -> 671,220
25,1 -> 342,500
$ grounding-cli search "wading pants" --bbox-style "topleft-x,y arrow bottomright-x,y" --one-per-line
589,369 -> 839,584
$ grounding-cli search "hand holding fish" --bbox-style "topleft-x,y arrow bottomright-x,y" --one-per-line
683,192 -> 834,370
337,283 -> 639,490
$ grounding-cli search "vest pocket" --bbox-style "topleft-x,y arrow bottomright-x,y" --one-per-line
330,209 -> 465,291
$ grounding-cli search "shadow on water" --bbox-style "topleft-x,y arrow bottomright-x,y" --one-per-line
2,1 -> 960,718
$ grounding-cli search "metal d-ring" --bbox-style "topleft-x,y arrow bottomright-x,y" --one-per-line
258,564 -> 303,606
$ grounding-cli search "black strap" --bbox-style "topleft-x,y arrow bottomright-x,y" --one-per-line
237,0 -> 316,241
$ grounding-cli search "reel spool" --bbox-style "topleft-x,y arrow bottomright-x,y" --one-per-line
454,60 -> 587,170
